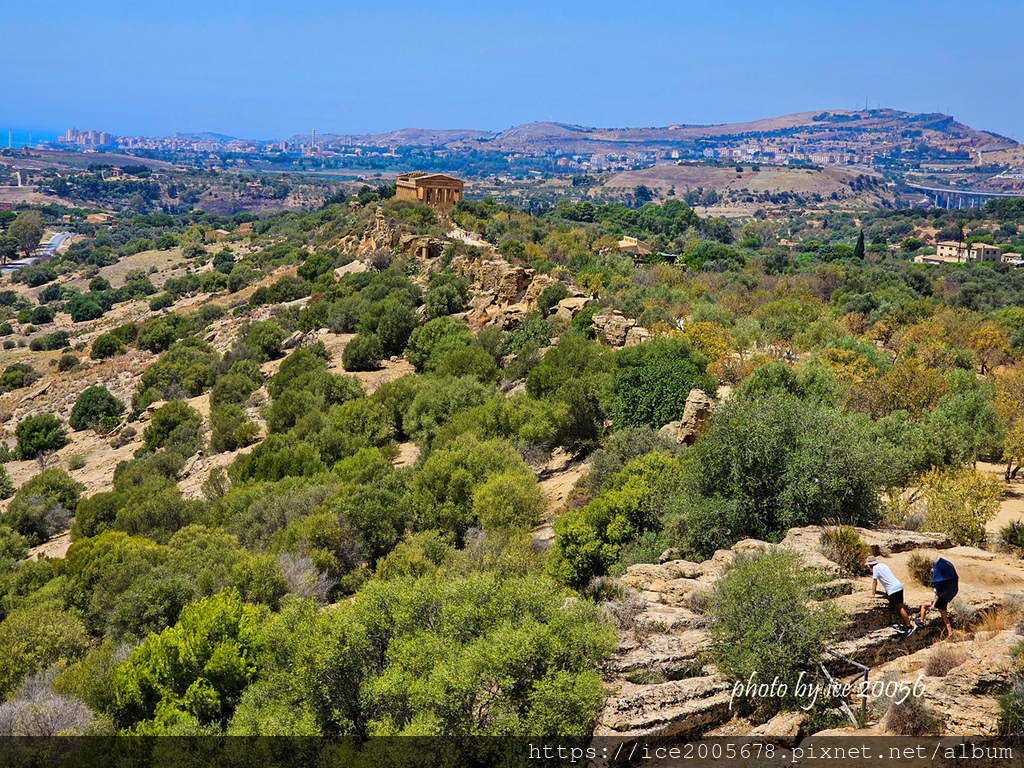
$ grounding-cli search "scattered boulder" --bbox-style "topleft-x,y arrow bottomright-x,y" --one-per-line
749,710 -> 807,746
591,309 -> 651,347
334,259 -> 369,278
552,296 -> 592,322
657,388 -> 713,446
282,331 -> 309,351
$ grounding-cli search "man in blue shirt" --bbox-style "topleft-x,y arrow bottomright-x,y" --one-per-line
918,557 -> 958,638
867,556 -> 915,635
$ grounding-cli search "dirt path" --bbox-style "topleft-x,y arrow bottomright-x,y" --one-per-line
978,460 -> 1024,536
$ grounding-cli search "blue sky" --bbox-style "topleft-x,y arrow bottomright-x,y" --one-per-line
4,0 -> 1022,141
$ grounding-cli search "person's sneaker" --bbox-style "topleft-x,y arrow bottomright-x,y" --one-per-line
913,619 -> 924,627
905,623 -> 917,636
892,624 -> 908,633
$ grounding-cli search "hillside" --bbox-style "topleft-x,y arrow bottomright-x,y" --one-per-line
602,163 -> 893,214
3,192 -> 1024,754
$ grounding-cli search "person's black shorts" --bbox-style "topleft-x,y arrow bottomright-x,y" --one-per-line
886,589 -> 905,608
934,578 -> 959,611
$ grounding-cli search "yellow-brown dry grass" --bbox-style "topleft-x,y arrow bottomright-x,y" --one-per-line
970,607 -> 1017,636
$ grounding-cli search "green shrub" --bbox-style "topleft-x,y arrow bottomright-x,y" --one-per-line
210,403 -> 250,453
677,391 -> 886,558
370,374 -> 422,440
433,344 -> 500,384
537,282 -> 571,316
708,549 -> 841,719
69,386 -> 125,431
405,436 -> 534,544
375,530 -> 453,581
111,322 -> 139,344
29,330 -> 71,351
133,337 -> 221,410
58,353 -> 80,372
581,426 -> 678,495
1000,520 -> 1024,553
235,422 -> 261,447
403,375 -> 493,450
111,589 -> 258,732
359,297 -> 418,355
0,609 -> 89,700
1,362 -> 35,391
213,249 -> 236,274
501,313 -> 552,355
143,400 -> 204,453
0,464 -> 14,500
424,282 -> 467,319
604,336 -> 715,430
148,292 -> 174,311
549,451 -> 686,588
342,332 -> 384,371
90,332 -> 126,359
818,525 -> 871,577
405,317 -> 474,372
227,264 -> 254,293
15,413 -> 69,459
244,320 -> 286,361
71,491 -> 124,539
30,305 -> 55,325
65,294 -> 103,323
572,306 -> 599,338
6,468 -> 84,543
472,470 -> 545,534
67,454 -> 86,471
136,317 -> 176,353
210,373 -> 259,408
228,433 -> 325,483
433,392 -> 567,454
295,251 -> 330,281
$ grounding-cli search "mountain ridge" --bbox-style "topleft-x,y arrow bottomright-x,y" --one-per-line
288,109 -> 1017,153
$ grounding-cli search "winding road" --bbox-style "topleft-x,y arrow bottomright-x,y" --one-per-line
1,230 -> 72,274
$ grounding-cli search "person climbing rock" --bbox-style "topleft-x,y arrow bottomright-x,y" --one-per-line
918,557 -> 958,638
867,556 -> 915,635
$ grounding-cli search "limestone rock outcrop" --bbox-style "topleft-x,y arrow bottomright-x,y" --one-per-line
591,309 -> 650,347
593,526 -> 1024,746
657,389 -> 714,446
452,255 -> 560,329
779,526 -> 952,558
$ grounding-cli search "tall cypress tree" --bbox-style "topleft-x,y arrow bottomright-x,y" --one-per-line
854,229 -> 865,259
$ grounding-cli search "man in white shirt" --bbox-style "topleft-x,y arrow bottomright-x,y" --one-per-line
867,556 -> 915,635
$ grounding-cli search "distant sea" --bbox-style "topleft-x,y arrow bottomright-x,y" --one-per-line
3,128 -> 60,147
